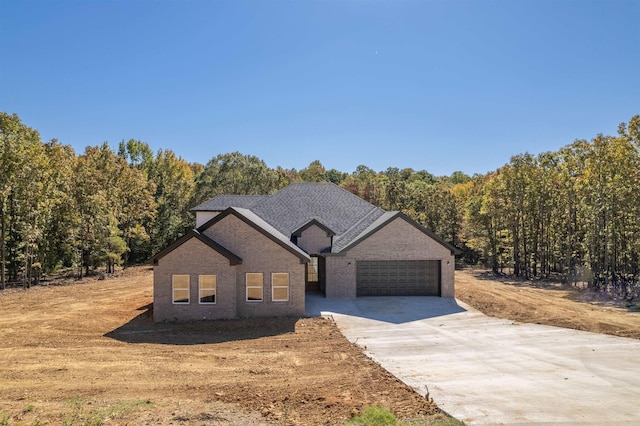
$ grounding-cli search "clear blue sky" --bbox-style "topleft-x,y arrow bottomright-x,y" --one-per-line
1,0 -> 639,176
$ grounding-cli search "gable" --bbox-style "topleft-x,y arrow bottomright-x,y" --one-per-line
252,183 -> 383,237
294,222 -> 333,255
335,213 -> 458,256
196,183 -> 383,239
198,207 -> 310,263
151,230 -> 242,265
292,219 -> 335,237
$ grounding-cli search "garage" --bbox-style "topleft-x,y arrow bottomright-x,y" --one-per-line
356,260 -> 441,296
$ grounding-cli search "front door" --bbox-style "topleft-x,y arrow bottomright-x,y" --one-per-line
305,256 -> 325,293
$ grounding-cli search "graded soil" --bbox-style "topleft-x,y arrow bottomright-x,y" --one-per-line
0,267 -> 439,425
2,267 -> 638,425
455,268 -> 640,339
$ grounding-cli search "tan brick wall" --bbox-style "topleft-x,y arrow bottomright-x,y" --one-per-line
202,215 -> 306,317
297,225 -> 331,255
325,256 -> 356,298
325,217 -> 455,298
153,238 -> 237,321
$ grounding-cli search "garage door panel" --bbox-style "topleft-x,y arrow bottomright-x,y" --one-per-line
357,260 -> 440,297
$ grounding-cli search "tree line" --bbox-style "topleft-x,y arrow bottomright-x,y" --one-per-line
1,112 -> 639,297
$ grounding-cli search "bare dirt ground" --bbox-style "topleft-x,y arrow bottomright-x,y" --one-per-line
0,267 -> 442,426
455,268 -> 640,339
3,267 -> 638,425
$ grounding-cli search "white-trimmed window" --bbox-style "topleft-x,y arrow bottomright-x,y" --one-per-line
199,275 -> 216,304
272,273 -> 289,301
172,275 -> 190,304
246,273 -> 263,302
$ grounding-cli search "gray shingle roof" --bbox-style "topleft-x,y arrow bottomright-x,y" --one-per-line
191,195 -> 268,211
251,183 -> 384,239
193,183 -> 458,255
332,210 -> 392,253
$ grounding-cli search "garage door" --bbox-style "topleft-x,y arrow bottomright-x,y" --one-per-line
356,260 -> 441,296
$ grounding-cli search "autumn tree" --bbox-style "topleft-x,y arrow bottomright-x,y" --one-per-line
194,152 -> 279,205
299,160 -> 329,182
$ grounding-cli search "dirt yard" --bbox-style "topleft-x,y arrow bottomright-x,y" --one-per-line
2,267 -> 639,425
0,267 -> 441,425
455,268 -> 640,339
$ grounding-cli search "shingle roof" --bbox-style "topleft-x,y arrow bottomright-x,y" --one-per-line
193,183 -> 456,255
194,183 -> 385,244
332,210 -> 393,253
191,195 -> 268,211
249,183 -> 383,236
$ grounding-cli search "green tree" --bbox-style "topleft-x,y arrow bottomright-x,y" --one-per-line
194,152 -> 279,204
299,160 -> 328,182
0,113 -> 51,288
117,139 -> 154,169
73,143 -> 155,276
341,165 -> 379,204
146,149 -> 195,256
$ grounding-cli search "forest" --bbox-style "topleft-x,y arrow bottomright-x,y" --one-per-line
1,112 -> 639,298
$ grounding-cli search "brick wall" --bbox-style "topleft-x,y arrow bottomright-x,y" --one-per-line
153,237 -> 237,321
325,217 -> 455,298
202,214 -> 306,317
297,224 -> 331,255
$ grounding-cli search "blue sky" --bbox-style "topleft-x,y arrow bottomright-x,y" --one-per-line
1,0 -> 639,176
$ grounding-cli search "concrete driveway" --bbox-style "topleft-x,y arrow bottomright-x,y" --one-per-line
306,295 -> 640,425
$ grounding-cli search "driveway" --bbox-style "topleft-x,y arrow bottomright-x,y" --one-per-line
306,295 -> 640,425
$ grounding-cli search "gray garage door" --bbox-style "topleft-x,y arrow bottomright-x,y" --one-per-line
356,260 -> 441,296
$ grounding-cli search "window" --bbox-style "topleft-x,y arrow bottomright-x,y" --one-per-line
199,275 -> 216,304
172,275 -> 190,304
307,256 -> 319,282
272,273 -> 289,301
246,273 -> 263,302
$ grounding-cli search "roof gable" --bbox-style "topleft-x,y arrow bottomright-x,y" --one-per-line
334,211 -> 460,255
292,219 -> 336,237
249,183 -> 383,237
151,230 -> 242,265
189,183 -> 458,256
197,207 -> 310,263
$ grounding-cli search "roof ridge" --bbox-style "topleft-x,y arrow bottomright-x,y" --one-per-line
191,194 -> 270,211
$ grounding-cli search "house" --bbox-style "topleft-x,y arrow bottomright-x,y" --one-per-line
152,182 -> 458,321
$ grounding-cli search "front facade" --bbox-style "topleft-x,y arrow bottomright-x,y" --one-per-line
152,183 -> 457,321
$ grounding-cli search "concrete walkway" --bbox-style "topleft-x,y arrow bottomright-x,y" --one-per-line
306,295 -> 640,425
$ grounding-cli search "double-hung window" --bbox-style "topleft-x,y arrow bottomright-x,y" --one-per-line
272,273 -> 289,301
199,275 -> 216,304
246,273 -> 263,302
172,275 -> 190,304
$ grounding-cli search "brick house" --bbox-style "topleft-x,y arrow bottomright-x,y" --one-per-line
152,183 -> 458,321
